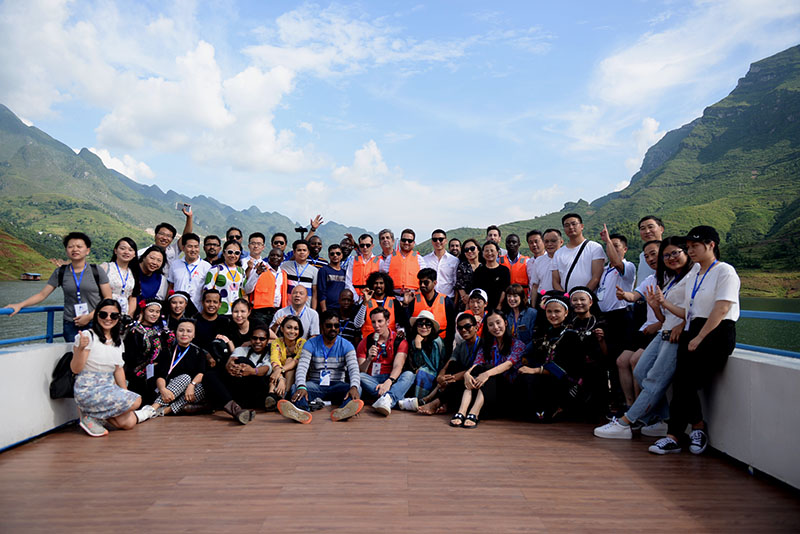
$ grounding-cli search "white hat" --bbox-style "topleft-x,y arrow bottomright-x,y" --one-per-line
409,310 -> 440,332
468,288 -> 488,303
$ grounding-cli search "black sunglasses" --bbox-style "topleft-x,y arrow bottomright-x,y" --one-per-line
272,240 -> 285,246
431,237 -> 445,242
400,238 -> 414,244
251,335 -> 268,341
98,311 -> 120,320
359,243 -> 372,248
456,323 -> 475,331
229,234 -> 242,239
324,322 -> 341,329
330,251 -> 342,256
464,246 -> 478,253
417,320 -> 433,327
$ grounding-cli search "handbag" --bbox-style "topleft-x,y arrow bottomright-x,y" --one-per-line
49,351 -> 76,399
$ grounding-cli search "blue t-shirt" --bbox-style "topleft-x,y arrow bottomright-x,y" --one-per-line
139,272 -> 164,302
317,264 -> 347,310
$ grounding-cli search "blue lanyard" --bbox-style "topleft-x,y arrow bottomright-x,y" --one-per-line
690,260 -> 718,305
291,306 -> 306,320
340,319 -> 350,334
114,262 -> 129,292
470,338 -> 480,361
492,345 -> 502,367
294,262 -> 310,282
662,276 -> 678,297
509,311 -> 519,337
169,345 -> 191,374
71,265 -> 86,303
601,265 -> 616,287
321,339 -> 336,370
224,265 -> 240,283
184,261 -> 198,278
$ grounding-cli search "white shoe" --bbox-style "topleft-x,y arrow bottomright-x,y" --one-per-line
134,405 -> 157,424
641,420 -> 668,437
372,393 -> 392,416
593,418 -> 632,439
397,397 -> 419,412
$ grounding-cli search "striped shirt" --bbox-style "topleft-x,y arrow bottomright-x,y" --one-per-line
295,335 -> 360,389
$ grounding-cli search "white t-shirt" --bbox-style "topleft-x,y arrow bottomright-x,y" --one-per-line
271,305 -> 320,338
634,275 -> 659,331
661,275 -> 690,331
74,330 -> 124,374
598,260 -> 635,312
552,240 -> 606,292
423,251 -> 459,298
683,262 -> 740,323
167,258 -> 212,311
637,251 -> 655,286
529,254 -> 556,294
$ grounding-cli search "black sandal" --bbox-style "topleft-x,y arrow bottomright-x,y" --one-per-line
464,413 -> 480,429
449,413 -> 465,427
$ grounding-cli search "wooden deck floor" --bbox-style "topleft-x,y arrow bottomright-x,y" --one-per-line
1,409 -> 798,533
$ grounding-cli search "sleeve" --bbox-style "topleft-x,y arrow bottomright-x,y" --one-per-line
345,347 -> 361,389
622,261 -> 636,290
270,309 -> 286,328
97,266 -> 109,284
204,266 -> 218,290
310,266 -> 319,285
473,347 -> 485,367
269,340 -> 283,367
245,269 -> 260,294
356,338 -> 368,360
396,339 -> 409,355
166,262 -> 177,284
295,346 -> 312,387
508,340 -> 524,365
590,241 -> 607,261
417,254 -> 425,269
231,346 -> 248,359
527,258 -> 537,285
344,261 -> 359,302
238,268 -> 246,298
308,312 -> 320,337
715,265 -> 741,303
317,267 -> 328,303
354,303 -> 367,328
47,267 -> 60,288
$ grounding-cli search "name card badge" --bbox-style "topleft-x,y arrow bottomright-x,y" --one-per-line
146,364 -> 155,380
74,303 -> 89,317
372,361 -> 382,377
320,370 -> 331,386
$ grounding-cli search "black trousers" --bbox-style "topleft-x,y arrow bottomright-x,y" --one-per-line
667,319 -> 736,437
602,308 -> 633,405
202,367 -> 270,410
513,373 -> 561,422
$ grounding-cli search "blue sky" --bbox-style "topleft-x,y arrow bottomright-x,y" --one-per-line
2,0 -> 800,237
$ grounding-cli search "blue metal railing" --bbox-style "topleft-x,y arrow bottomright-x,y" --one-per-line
0,306 -> 64,346
737,310 -> 800,359
0,306 -> 798,357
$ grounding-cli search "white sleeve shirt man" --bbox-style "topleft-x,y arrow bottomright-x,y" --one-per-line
597,260 -> 636,312
552,240 -> 606,292
167,258 -> 211,311
422,251 -> 459,298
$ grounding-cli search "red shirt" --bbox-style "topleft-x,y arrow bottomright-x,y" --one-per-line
356,330 -> 409,375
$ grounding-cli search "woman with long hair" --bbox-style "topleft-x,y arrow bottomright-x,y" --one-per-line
455,238 -> 482,311
502,283 -> 537,348
101,237 -> 140,315
137,246 -> 168,304
595,236 -> 694,439
406,310 -> 446,404
648,226 -> 739,455
71,299 -> 142,437
204,239 -> 246,315
266,315 -> 307,408
451,309 -> 524,428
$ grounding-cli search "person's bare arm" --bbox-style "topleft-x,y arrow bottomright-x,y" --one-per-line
587,259 -> 604,291
6,284 -> 56,316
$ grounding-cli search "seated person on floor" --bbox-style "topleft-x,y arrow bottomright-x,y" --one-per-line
265,315 -> 307,410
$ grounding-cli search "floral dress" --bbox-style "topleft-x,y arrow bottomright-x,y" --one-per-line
205,264 -> 246,315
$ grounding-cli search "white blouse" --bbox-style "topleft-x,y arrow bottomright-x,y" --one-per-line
74,330 -> 125,373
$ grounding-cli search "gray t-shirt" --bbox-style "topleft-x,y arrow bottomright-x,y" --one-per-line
47,264 -> 109,321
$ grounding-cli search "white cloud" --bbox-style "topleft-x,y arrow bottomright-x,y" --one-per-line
298,122 -> 313,133
88,147 -> 156,183
331,140 -> 393,187
624,117 -> 666,173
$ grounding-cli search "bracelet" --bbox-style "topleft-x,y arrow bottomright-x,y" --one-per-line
539,366 -> 544,374
297,385 -> 307,391
189,381 -> 197,386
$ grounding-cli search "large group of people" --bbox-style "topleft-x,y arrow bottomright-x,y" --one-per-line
6,207 -> 741,456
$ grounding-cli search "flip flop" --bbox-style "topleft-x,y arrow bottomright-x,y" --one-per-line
449,413 -> 465,427
463,413 -> 480,429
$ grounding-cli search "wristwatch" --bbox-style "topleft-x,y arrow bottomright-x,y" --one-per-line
389,377 -> 397,384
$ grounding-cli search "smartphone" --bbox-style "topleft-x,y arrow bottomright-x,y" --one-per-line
175,202 -> 191,211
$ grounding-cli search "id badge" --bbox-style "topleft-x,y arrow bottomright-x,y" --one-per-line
146,364 -> 155,380
320,370 -> 331,386
74,302 -> 89,317
596,284 -> 606,300
371,361 -> 382,377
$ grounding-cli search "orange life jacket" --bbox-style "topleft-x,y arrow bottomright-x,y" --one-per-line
352,255 -> 381,297
251,268 -> 288,309
362,296 -> 397,337
388,250 -> 420,291
499,254 -> 530,291
414,292 -> 448,339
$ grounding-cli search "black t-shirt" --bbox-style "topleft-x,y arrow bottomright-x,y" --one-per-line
194,315 -> 230,352
223,321 -> 252,349
470,265 -> 511,310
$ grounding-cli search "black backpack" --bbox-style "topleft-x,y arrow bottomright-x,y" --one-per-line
49,351 -> 76,399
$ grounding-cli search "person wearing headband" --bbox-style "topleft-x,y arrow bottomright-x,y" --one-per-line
124,298 -> 172,404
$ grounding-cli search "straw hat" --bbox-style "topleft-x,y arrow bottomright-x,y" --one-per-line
409,310 -> 440,332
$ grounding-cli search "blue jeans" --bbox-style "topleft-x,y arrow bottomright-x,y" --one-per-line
290,381 -> 357,411
625,334 -> 678,424
360,371 -> 415,407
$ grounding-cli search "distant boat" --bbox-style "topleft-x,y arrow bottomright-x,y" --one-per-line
20,272 -> 41,281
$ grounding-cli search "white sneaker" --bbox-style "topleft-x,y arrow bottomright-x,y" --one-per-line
372,393 -> 392,416
397,397 -> 419,412
593,418 -> 632,439
134,405 -> 157,424
641,420 -> 668,437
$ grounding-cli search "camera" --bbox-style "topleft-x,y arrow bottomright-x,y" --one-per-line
209,338 -> 231,365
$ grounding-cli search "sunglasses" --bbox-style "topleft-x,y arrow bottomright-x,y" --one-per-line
330,251 -> 342,256
431,237 -> 445,242
97,311 -> 120,320
251,335 -> 268,341
324,322 -> 341,329
225,250 -> 241,256
464,246 -> 478,253
229,235 -> 242,240
272,241 -> 285,246
456,323 -> 475,331
417,320 -> 433,328
359,243 -> 372,248
400,238 -> 414,244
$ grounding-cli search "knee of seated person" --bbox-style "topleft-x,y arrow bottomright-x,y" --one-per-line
616,352 -> 629,368
131,396 -> 142,410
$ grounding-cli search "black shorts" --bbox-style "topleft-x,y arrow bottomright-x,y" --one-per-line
627,329 -> 657,351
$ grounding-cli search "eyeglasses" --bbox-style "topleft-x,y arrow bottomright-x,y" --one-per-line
324,322 -> 341,329
229,234 -> 242,240
663,250 -> 684,261
417,320 -> 433,328
97,311 -> 120,320
330,251 -> 342,256
456,323 -> 474,331
400,238 -> 414,244
156,231 -> 174,238
251,335 -> 268,341
225,250 -> 241,256
359,243 -> 372,248
431,237 -> 445,242
464,246 -> 477,253
205,243 -> 220,248
249,241 -> 264,247
272,241 -> 285,246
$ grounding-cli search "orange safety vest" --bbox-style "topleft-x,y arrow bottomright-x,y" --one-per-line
499,255 -> 530,291
414,292 -> 448,339
388,250 -> 420,291
362,296 -> 397,337
352,255 -> 381,297
251,268 -> 288,309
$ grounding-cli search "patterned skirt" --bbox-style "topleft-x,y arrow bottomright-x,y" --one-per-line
74,371 -> 140,420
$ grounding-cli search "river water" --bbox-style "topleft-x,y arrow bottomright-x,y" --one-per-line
1,281 -> 798,352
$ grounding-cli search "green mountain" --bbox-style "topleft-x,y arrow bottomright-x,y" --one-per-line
0,105 -> 373,272
421,44 -> 800,270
